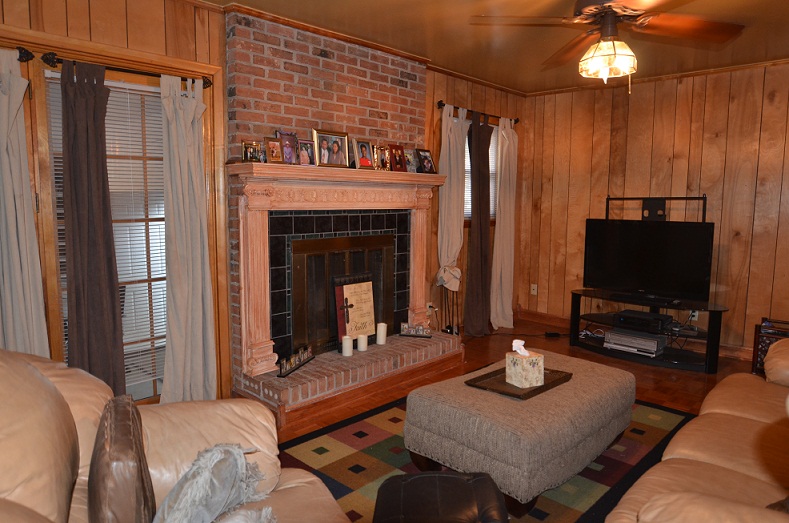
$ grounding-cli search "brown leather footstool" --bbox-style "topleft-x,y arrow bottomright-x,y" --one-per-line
372,471 -> 509,523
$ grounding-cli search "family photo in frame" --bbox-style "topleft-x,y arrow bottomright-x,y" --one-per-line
353,139 -> 375,169
374,145 -> 389,170
415,148 -> 436,173
298,139 -> 315,165
265,137 -> 283,163
313,129 -> 350,167
389,144 -> 407,172
242,141 -> 261,162
279,133 -> 299,165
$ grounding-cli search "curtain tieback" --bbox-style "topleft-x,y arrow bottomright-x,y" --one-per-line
436,266 -> 462,292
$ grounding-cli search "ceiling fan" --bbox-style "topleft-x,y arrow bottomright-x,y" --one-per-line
471,0 -> 744,81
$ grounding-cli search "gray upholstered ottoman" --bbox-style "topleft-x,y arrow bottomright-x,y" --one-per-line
404,351 -> 635,509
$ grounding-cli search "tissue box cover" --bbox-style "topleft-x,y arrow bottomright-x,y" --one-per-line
505,351 -> 544,388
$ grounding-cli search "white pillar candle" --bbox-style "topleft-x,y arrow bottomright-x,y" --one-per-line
342,335 -> 353,357
356,334 -> 368,351
376,323 -> 387,345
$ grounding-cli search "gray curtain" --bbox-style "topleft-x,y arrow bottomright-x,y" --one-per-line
436,104 -> 470,292
159,75 -> 216,402
0,49 -> 49,357
463,112 -> 493,336
490,118 -> 518,329
61,61 -> 125,394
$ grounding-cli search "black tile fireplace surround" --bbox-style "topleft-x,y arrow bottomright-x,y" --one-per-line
268,209 -> 411,359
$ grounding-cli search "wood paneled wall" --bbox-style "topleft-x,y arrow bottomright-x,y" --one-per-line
427,63 -> 789,356
0,0 -> 234,396
0,0 -> 224,64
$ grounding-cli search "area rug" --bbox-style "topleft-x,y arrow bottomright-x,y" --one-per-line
279,398 -> 693,522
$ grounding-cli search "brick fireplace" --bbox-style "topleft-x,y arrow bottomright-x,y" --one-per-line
229,163 -> 446,376
223,10 -> 462,427
228,164 -> 462,428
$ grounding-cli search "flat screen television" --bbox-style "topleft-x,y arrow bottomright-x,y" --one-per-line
583,219 -> 715,304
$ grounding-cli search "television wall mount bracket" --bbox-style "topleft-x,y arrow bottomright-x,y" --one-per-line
605,195 -> 707,222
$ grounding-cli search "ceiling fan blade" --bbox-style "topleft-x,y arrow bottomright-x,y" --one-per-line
542,30 -> 600,69
617,0 -> 677,10
630,13 -> 744,43
573,0 -> 684,16
469,15 -> 572,27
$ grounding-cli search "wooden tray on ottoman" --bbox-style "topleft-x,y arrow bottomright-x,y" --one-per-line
465,367 -> 572,400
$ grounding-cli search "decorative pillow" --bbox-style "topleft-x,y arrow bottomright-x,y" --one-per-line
152,444 -> 268,523
767,496 -> 789,513
88,395 -> 156,523
764,340 -> 789,387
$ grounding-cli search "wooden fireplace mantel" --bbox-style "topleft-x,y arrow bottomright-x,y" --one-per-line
228,162 -> 445,377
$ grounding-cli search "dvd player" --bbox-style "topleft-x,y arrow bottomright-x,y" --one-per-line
603,341 -> 663,358
613,309 -> 673,334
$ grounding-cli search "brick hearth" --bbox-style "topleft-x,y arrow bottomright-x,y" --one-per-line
237,332 -> 462,428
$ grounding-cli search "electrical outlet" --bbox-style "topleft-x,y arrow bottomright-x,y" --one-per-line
530,284 -> 538,296
689,310 -> 699,321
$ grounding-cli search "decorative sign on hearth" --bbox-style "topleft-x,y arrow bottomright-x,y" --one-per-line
334,274 -> 376,343
277,344 -> 314,377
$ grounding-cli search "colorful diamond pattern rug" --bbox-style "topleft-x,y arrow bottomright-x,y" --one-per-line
279,398 -> 692,522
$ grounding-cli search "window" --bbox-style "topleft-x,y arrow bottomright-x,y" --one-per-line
45,72 -> 167,400
463,129 -> 498,219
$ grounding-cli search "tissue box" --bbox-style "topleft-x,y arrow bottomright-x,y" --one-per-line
505,350 -> 544,388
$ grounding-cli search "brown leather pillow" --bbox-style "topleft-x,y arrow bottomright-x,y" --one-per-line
767,496 -> 789,513
88,395 -> 156,523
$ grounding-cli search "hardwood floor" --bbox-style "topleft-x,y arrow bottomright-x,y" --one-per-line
277,318 -> 751,443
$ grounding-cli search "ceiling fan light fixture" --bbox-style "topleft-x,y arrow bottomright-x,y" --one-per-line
578,38 -> 637,84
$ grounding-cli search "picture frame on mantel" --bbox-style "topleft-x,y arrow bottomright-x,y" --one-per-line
265,137 -> 284,163
389,144 -> 407,172
415,148 -> 437,173
374,145 -> 390,171
313,129 -> 349,167
242,141 -> 261,162
405,149 -> 418,173
298,139 -> 315,166
353,139 -> 375,169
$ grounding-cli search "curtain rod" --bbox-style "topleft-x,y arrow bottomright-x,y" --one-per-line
436,100 -> 519,124
17,46 -> 34,62
38,51 -> 212,89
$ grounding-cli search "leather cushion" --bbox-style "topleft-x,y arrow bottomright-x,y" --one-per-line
88,395 -> 156,523
373,471 -> 509,523
19,352 -> 113,484
638,492 -> 789,523
606,458 -> 788,523
662,412 -> 789,487
700,373 -> 789,424
139,399 -> 281,507
0,499 -> 54,523
0,350 -> 79,523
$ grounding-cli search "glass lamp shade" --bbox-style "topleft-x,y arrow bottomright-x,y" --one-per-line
579,39 -> 637,84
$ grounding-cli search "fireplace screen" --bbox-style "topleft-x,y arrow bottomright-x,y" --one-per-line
291,235 -> 394,355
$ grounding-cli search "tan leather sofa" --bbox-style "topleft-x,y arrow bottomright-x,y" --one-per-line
607,339 -> 789,522
0,349 -> 349,523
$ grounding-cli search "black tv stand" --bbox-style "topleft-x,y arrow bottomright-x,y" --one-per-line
570,289 -> 728,373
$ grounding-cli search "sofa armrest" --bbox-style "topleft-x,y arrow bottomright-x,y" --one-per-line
638,492 -> 789,523
138,399 -> 281,508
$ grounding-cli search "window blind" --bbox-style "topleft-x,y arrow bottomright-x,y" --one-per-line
463,130 -> 498,219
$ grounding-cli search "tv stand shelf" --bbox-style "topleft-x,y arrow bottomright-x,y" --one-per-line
570,289 -> 728,374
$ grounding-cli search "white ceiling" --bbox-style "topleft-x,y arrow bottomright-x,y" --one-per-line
208,0 -> 789,94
